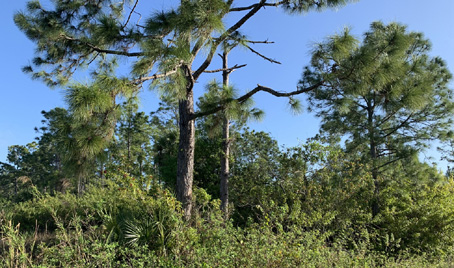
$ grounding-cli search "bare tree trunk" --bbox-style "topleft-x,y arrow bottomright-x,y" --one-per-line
127,120 -> 131,174
220,52 -> 230,215
176,65 -> 195,220
220,117 -> 230,215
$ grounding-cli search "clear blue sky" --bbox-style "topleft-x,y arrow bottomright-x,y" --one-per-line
1,0 -> 454,169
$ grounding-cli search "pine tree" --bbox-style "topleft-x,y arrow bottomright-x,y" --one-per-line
0,109 -> 69,199
115,96 -> 154,178
15,0 -> 356,218
301,22 -> 454,216
198,50 -> 263,215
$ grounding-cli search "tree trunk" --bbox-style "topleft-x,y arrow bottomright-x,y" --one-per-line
14,176 -> 18,196
220,52 -> 230,215
77,174 -> 84,195
220,117 -> 230,214
176,65 -> 195,220
367,102 -> 380,217
100,161 -> 104,180
127,120 -> 131,174
139,159 -> 143,176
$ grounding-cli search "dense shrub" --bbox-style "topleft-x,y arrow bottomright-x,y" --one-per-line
2,143 -> 454,266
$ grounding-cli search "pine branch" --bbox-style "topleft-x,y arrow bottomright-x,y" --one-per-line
382,113 -> 414,139
122,0 -> 140,30
375,157 -> 404,171
245,44 -> 281,64
230,1 -> 287,12
203,64 -> 247,73
191,81 -> 323,120
193,0 -> 267,80
87,53 -> 100,66
61,35 -> 145,57
191,38 -> 206,57
245,39 -> 275,44
133,68 -> 179,84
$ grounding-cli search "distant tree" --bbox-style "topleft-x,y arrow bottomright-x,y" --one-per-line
0,162 -> 16,198
148,96 -> 180,188
0,145 -> 35,199
0,109 -> 69,199
301,22 -> 454,216
64,75 -> 132,193
230,128 -> 281,222
114,97 -> 154,179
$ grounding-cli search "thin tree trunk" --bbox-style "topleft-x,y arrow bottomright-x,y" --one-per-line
77,174 -> 83,196
14,177 -> 18,196
368,103 -> 380,217
139,159 -> 143,176
220,51 -> 230,215
220,117 -> 230,215
127,120 -> 131,174
176,65 -> 195,220
100,161 -> 104,180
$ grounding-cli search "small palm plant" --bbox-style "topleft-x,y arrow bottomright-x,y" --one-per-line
124,200 -> 181,256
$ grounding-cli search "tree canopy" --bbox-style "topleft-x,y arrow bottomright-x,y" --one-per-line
303,21 -> 454,169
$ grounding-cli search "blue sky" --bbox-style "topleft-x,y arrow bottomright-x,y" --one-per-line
1,0 -> 454,169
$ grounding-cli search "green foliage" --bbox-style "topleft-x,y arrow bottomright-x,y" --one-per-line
3,181 -> 453,267
194,130 -> 223,197
0,130 -> 64,201
197,80 -> 263,136
1,220 -> 35,268
230,128 -> 281,223
303,22 -> 454,159
108,96 -> 155,180
10,4 -> 454,265
301,21 -> 454,217
281,0 -> 358,14
372,160 -> 454,256
149,97 -> 179,188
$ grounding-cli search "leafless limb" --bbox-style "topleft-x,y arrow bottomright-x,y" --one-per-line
87,52 -> 100,66
245,44 -> 281,64
191,81 -> 324,120
245,39 -> 274,44
122,0 -> 139,29
203,64 -> 247,73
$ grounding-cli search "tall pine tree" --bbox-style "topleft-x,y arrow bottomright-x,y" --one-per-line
301,22 -> 454,216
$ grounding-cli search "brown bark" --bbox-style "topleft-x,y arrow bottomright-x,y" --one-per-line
220,117 -> 230,215
220,52 -> 230,215
176,65 -> 196,220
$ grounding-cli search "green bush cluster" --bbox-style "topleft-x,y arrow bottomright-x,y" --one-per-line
2,163 -> 454,267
